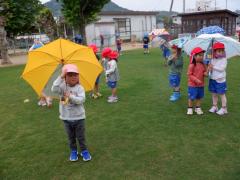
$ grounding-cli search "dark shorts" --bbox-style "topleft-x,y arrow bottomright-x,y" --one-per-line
95,75 -> 100,84
188,86 -> 204,100
143,44 -> 148,49
169,74 -> 181,87
107,81 -> 117,88
163,49 -> 170,58
117,45 -> 121,51
208,79 -> 227,94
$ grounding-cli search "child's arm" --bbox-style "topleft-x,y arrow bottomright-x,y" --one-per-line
105,61 -> 116,75
68,86 -> 85,105
51,76 -> 64,94
187,64 -> 202,84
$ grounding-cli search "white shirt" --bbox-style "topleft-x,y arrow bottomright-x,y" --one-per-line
210,57 -> 227,83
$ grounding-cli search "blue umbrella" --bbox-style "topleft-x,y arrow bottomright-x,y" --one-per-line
196,26 -> 225,36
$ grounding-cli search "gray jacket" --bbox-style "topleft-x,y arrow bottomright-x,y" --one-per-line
105,60 -> 120,82
51,76 -> 86,120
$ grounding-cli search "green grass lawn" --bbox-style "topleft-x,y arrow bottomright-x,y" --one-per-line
1,48 -> 240,179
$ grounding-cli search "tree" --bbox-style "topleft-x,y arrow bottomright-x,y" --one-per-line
57,0 -> 110,44
37,7 -> 57,41
0,1 -> 11,64
4,0 -> 42,36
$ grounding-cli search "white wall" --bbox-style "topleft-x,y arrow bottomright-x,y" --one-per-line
96,14 -> 157,41
85,23 -> 115,47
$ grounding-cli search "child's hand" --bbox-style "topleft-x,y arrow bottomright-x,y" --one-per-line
64,91 -> 71,97
195,79 -> 202,84
208,64 -> 213,71
61,70 -> 66,79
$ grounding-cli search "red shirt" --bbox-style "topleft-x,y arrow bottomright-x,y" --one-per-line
187,63 -> 206,87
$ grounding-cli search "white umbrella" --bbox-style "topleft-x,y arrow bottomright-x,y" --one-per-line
151,36 -> 166,47
183,33 -> 240,58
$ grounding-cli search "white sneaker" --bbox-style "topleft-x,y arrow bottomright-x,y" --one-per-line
107,96 -> 118,103
38,100 -> 46,106
209,106 -> 218,113
187,108 -> 193,115
216,108 -> 228,115
195,107 -> 204,115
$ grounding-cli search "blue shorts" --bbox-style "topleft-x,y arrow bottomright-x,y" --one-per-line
107,81 -> 117,89
95,75 -> 100,84
169,74 -> 181,87
117,45 -> 121,51
188,86 -> 204,100
163,49 -> 170,58
208,79 -> 227,94
143,44 -> 148,49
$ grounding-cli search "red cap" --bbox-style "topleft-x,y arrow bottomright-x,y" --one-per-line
88,44 -> 98,53
171,44 -> 178,49
108,51 -> 119,60
190,47 -> 205,63
213,42 -> 225,50
101,47 -> 112,58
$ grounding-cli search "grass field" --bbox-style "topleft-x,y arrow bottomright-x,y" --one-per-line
0,48 -> 240,179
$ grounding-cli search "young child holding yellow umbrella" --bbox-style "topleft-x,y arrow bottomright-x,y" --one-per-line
51,64 -> 92,162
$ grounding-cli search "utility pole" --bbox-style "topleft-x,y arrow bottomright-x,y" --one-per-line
226,0 -> 228,9
183,0 -> 185,13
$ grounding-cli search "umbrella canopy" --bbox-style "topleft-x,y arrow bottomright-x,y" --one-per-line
22,38 -> 103,96
196,26 -> 225,36
149,29 -> 169,36
169,36 -> 191,48
183,33 -> 240,58
151,36 -> 166,47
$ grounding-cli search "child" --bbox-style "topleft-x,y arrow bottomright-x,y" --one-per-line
143,33 -> 150,54
101,47 -> 112,71
167,45 -> 183,102
160,40 -> 171,66
105,51 -> 120,103
51,64 -> 91,162
116,37 -> 122,55
29,39 -> 52,107
208,42 -> 228,115
187,47 -> 208,115
89,44 -> 102,99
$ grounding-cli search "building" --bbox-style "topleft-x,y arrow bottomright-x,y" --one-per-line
85,10 -> 158,46
178,9 -> 239,36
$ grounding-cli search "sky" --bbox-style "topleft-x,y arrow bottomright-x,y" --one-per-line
40,0 -> 239,12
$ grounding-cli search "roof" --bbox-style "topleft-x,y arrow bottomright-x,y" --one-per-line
178,9 -> 239,17
99,11 -> 159,16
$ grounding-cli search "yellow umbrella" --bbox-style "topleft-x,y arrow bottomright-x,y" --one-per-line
22,38 -> 103,96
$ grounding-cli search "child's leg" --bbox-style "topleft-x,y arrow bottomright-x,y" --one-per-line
187,99 -> 194,115
75,120 -> 87,151
216,93 -> 228,115
196,99 -> 201,107
212,93 -> 218,106
112,87 -> 117,97
188,99 -> 193,108
220,93 -> 227,108
63,121 -> 77,150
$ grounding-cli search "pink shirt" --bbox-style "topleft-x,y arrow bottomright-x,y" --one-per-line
187,63 -> 206,87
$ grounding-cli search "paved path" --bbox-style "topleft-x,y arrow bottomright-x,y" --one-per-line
0,43 -> 143,68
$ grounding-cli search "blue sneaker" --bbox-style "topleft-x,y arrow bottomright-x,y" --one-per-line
69,150 -> 78,161
80,150 -> 92,161
170,92 -> 180,102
